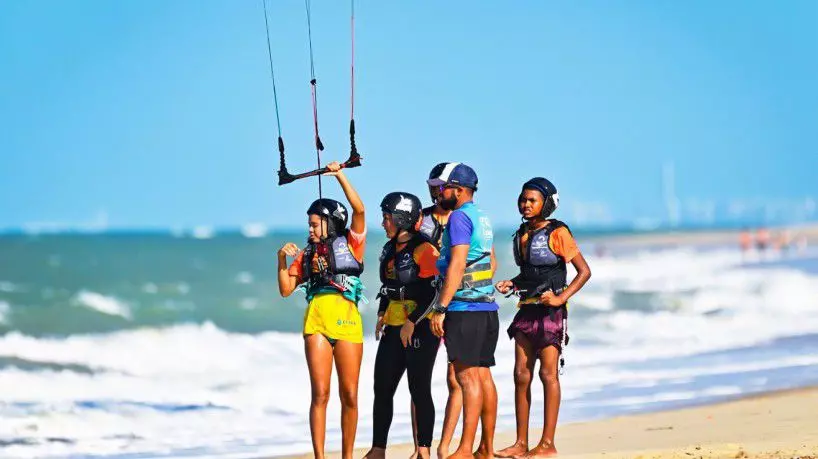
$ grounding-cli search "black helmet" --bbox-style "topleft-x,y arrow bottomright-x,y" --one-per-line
307,198 -> 348,237
380,192 -> 422,232
428,162 -> 450,181
521,177 -> 559,218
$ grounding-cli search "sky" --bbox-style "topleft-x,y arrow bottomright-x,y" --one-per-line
1,0 -> 816,231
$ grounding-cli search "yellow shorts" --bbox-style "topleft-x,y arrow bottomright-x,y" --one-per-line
303,293 -> 364,344
383,300 -> 418,326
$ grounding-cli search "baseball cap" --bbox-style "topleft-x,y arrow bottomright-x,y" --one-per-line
425,162 -> 478,190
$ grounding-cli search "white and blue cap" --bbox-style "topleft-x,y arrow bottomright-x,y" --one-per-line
426,162 -> 479,190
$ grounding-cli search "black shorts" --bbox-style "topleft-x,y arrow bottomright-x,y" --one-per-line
443,310 -> 499,367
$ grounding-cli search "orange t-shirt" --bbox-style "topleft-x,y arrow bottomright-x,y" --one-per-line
288,228 -> 367,283
384,240 -> 440,280
520,225 -> 580,263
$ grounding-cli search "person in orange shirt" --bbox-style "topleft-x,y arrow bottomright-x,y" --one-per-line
277,161 -> 366,459
363,192 -> 441,459
495,177 -> 591,458
739,228 -> 752,253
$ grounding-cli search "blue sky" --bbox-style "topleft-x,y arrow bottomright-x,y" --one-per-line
1,0 -> 816,230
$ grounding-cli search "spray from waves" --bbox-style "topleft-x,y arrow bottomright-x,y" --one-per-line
1,320 -> 818,458
71,291 -> 132,320
0,301 -> 9,325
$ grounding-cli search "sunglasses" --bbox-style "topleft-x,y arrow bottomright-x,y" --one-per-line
436,184 -> 459,193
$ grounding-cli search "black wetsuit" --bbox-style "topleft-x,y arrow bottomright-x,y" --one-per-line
371,236 -> 440,448
372,319 -> 439,448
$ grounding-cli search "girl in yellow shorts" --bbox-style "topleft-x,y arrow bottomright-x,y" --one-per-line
277,161 -> 366,459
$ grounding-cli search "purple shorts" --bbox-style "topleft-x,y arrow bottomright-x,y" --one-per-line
507,305 -> 566,353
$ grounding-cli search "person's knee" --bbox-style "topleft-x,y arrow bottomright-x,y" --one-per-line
513,364 -> 532,386
339,385 -> 358,409
373,374 -> 392,394
312,385 -> 331,407
454,365 -> 480,388
539,366 -> 559,386
409,383 -> 434,407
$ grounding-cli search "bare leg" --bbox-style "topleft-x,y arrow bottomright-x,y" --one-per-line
304,334 -> 335,459
522,346 -> 561,458
438,362 -> 462,459
334,340 -> 364,459
448,362 -> 482,459
474,367 -> 497,459
496,333 -> 536,458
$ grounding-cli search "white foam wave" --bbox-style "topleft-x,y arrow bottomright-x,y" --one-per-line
240,223 -> 267,238
72,290 -> 132,320
192,226 -> 215,240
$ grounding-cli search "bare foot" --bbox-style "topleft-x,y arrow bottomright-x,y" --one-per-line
521,442 -> 558,458
447,451 -> 475,459
437,443 -> 450,459
473,448 -> 494,459
362,447 -> 386,459
495,442 -> 528,458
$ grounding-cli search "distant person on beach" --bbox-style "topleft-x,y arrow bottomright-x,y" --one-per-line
427,163 -> 500,459
739,228 -> 753,257
756,227 -> 771,257
363,192 -> 440,459
495,178 -> 592,458
777,229 -> 793,256
277,161 -> 366,459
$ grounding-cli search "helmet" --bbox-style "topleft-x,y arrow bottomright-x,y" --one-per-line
380,192 -> 422,232
427,162 -> 451,202
307,198 -> 348,237
521,177 -> 559,218
428,162 -> 450,181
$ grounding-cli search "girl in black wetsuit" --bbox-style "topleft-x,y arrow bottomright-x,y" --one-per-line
362,192 -> 440,459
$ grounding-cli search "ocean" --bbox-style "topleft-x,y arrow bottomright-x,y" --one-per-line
1,230 -> 817,458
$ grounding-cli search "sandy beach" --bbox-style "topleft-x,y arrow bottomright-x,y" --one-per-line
279,386 -> 818,459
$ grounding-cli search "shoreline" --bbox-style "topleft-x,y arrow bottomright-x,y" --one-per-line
277,385 -> 818,458
582,222 -> 818,248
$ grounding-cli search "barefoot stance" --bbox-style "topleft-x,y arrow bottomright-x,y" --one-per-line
362,447 -> 386,459
522,441 -> 557,458
495,442 -> 528,458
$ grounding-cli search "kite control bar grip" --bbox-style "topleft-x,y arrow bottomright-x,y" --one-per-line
277,152 -> 363,186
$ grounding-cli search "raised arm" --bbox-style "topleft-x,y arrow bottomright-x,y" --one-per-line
324,161 -> 365,234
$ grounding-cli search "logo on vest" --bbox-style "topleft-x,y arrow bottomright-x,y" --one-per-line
397,252 -> 414,269
531,233 -> 549,250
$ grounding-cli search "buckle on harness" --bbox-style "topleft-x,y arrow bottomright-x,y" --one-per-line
378,285 -> 406,301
